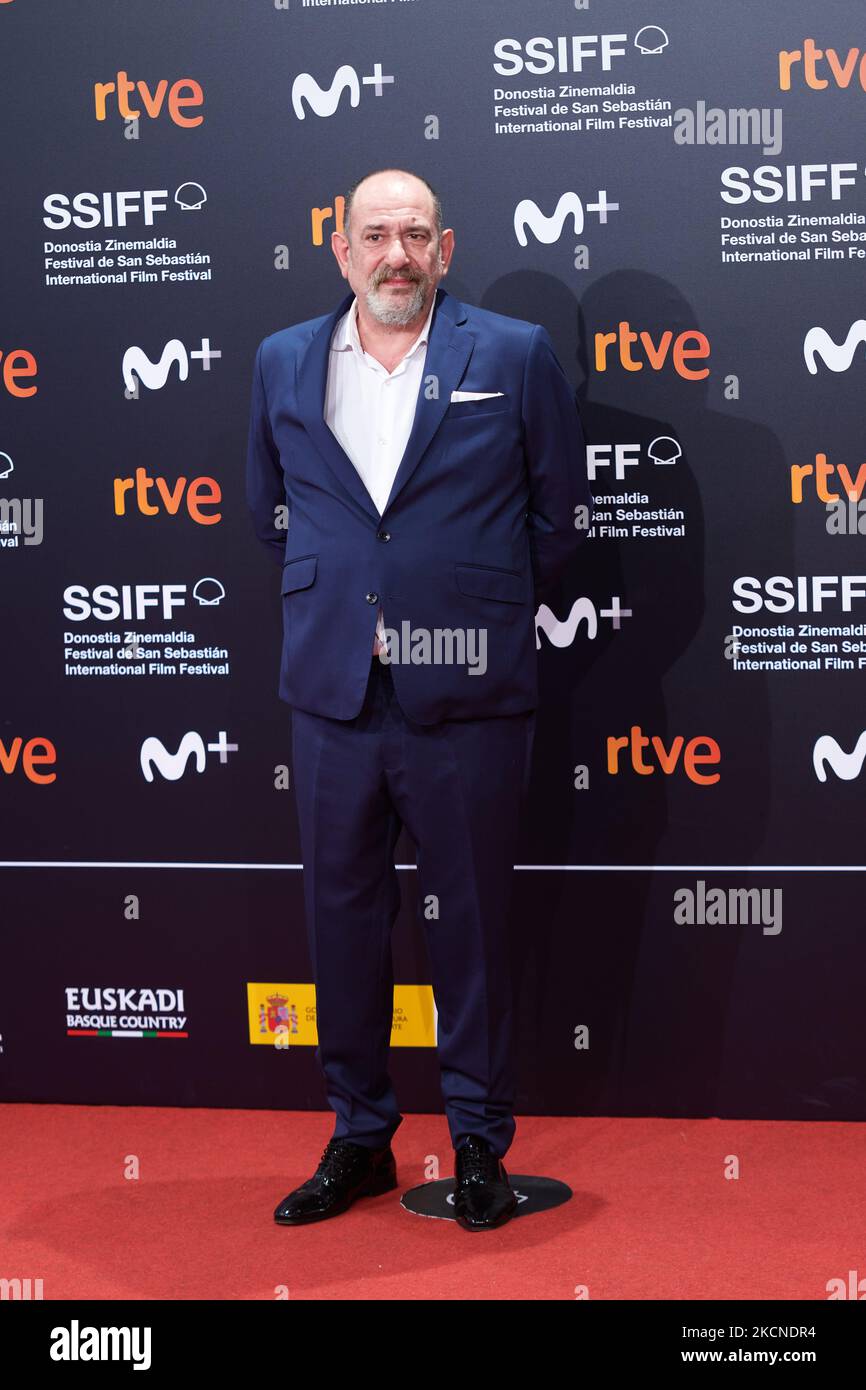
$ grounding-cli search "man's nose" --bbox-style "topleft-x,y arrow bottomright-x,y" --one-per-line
384,239 -> 411,266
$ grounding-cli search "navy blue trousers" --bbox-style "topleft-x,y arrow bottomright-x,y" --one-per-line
290,656 -> 535,1159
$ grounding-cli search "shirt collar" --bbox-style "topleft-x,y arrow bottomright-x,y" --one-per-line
333,292 -> 437,364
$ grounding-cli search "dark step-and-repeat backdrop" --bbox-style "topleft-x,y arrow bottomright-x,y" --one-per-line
1,0 -> 863,1120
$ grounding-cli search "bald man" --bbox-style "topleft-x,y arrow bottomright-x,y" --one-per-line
247,167 -> 592,1231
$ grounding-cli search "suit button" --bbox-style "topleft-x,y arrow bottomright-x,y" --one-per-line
366,592 -> 379,604
376,530 -> 391,542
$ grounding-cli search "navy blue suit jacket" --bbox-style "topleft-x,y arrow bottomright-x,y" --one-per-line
246,285 -> 592,723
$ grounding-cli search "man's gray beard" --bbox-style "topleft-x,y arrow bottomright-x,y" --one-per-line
365,275 -> 429,326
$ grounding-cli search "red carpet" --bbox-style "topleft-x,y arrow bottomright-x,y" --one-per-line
1,1105 -> 862,1300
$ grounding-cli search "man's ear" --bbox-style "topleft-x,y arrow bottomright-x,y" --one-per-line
438,228 -> 456,276
331,230 -> 350,278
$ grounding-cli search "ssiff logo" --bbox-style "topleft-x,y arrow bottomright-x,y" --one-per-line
44,186 -> 208,230
587,438 -> 681,481
493,33 -> 633,76
63,580 -> 225,622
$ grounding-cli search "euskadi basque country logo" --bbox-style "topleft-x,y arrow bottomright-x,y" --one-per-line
65,987 -> 188,1039
246,984 -> 437,1047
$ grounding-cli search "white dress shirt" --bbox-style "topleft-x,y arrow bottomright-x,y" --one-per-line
324,292 -> 436,652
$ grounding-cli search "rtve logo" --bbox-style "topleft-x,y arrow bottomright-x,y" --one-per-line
804,319 -> 866,374
595,323 -> 710,379
291,63 -> 393,120
790,453 -> 866,503
312,195 -> 347,245
607,727 -> 721,784
535,596 -> 632,647
513,190 -> 619,246
93,71 -> 203,126
0,736 -> 57,784
779,41 -> 866,92
0,346 -> 37,397
122,337 -> 221,394
113,469 -> 221,525
140,730 -> 237,782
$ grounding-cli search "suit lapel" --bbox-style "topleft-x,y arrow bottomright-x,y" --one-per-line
382,287 -> 473,514
295,288 -> 377,520
295,285 -> 474,520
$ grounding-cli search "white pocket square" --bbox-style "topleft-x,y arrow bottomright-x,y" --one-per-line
450,390 -> 504,402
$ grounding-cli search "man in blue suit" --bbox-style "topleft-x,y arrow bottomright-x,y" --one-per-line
247,168 -> 591,1230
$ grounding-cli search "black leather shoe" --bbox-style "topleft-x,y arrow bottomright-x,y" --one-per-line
452,1134 -> 518,1231
273,1138 -> 397,1225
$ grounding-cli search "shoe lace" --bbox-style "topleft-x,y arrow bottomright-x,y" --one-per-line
457,1141 -> 499,1183
317,1140 -> 366,1181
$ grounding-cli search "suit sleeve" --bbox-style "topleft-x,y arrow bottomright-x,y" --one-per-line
246,338 -> 287,566
521,324 -> 593,604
